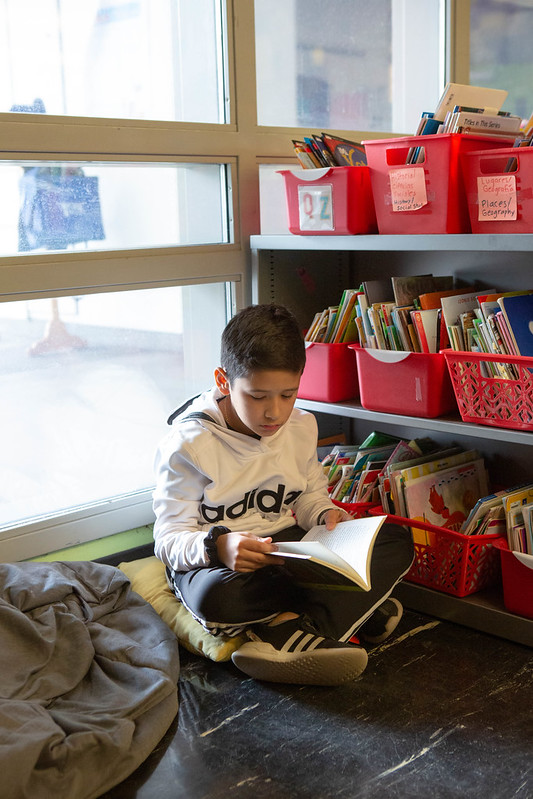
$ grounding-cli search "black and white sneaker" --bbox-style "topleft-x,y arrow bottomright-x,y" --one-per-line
231,615 -> 368,686
359,598 -> 403,644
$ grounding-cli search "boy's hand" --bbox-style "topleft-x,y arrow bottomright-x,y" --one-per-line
217,532 -> 280,572
322,507 -> 353,531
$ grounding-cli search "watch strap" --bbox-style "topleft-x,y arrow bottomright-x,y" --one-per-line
204,525 -> 230,566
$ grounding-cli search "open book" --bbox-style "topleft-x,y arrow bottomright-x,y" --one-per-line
271,515 -> 387,591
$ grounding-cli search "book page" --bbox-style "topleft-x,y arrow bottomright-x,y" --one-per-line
273,541 -> 359,580
274,516 -> 386,590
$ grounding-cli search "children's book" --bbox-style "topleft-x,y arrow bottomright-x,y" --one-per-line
523,503 -> 533,555
272,515 -> 388,591
418,286 -> 475,311
410,308 -> 440,353
502,484 -> 533,548
433,83 -> 508,122
320,133 -> 367,167
417,286 -> 475,350
391,274 -> 453,308
391,306 -> 416,351
441,289 -> 495,349
330,289 -> 361,343
391,274 -> 433,307
360,278 -> 394,306
402,458 -> 489,532
460,490 -> 507,535
450,111 -> 521,137
389,447 -> 475,518
497,293 -> 533,356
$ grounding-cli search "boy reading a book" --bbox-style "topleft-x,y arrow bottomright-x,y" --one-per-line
153,304 -> 414,686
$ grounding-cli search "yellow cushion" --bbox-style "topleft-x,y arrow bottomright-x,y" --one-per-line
118,556 -> 245,662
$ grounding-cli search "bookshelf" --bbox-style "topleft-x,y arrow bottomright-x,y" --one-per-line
250,233 -> 533,648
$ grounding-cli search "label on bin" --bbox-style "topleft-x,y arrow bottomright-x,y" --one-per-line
389,167 -> 427,212
477,174 -> 517,221
298,184 -> 334,231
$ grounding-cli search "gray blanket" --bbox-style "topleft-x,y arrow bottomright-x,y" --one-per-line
0,560 -> 180,799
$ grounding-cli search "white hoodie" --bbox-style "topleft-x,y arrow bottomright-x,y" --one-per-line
152,387 -> 335,572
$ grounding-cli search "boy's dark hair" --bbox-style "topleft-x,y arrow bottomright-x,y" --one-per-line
221,304 -> 306,382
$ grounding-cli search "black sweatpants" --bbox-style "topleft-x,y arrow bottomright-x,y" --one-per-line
167,522 -> 414,643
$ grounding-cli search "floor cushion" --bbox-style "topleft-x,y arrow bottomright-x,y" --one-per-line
119,556 -> 246,661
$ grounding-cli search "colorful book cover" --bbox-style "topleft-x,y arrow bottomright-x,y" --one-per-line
419,286 -> 475,310
410,309 -> 440,353
441,289 -> 495,344
497,293 -> 533,356
402,458 -> 489,531
503,485 -> 533,542
391,306 -> 416,351
321,133 -> 367,167
390,448 -> 475,517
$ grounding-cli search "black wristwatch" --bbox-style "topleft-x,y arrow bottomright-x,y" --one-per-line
204,525 -> 229,566
317,508 -> 332,525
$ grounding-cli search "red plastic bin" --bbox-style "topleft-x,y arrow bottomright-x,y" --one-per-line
352,345 -> 457,418
371,510 -> 504,597
363,133 -> 511,234
298,342 -> 359,403
495,540 -> 533,619
442,349 -> 533,431
278,166 -> 377,235
463,146 -> 533,233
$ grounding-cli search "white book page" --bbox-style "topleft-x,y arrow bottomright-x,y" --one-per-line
273,516 -> 386,589
274,541 -> 355,575
304,517 -> 385,584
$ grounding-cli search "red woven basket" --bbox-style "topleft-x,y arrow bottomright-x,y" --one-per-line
441,348 -> 533,431
371,510 -> 504,597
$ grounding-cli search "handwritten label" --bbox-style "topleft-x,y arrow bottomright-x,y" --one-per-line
477,174 -> 517,221
298,184 -> 334,231
389,167 -> 427,212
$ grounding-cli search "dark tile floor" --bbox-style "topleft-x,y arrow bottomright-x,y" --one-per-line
101,607 -> 533,799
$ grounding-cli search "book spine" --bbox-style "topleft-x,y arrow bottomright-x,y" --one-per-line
410,310 -> 430,353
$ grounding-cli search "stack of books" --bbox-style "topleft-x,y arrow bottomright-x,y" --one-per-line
321,433 -> 421,505
461,483 -> 533,554
385,446 -> 489,530
291,132 -> 367,169
407,82 -> 533,165
306,281 -> 533,371
438,107 -> 521,139
305,288 -> 362,344
320,431 -> 441,507
322,432 -> 494,536
441,289 -> 533,378
500,484 -> 533,554
322,429 -> 533,553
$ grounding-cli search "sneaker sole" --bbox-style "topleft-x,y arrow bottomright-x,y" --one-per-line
231,642 -> 368,686
361,597 -> 403,644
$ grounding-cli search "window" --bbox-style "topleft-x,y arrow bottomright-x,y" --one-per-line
0,160 -> 231,256
0,0 -> 228,123
254,0 -> 444,135
0,284 -> 229,531
470,0 -> 533,120
0,0 -> 244,559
